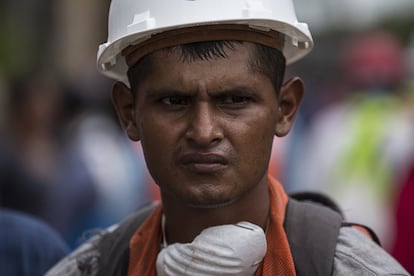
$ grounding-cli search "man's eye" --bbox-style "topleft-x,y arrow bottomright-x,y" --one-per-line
161,95 -> 189,105
221,95 -> 250,104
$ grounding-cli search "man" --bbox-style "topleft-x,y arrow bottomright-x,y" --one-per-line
47,0 -> 409,275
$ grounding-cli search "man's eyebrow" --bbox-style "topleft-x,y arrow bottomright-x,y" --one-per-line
144,88 -> 193,99
210,86 -> 259,97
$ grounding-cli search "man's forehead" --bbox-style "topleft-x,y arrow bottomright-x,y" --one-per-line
128,43 -> 271,97
127,41 -> 256,85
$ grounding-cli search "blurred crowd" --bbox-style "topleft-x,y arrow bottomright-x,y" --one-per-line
0,71 -> 157,248
0,1 -> 413,274
0,0 -> 158,252
271,30 -> 414,272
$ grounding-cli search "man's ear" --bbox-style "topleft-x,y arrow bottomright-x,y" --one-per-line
112,81 -> 140,141
274,77 -> 304,137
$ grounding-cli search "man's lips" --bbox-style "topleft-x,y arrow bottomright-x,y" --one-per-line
179,153 -> 228,173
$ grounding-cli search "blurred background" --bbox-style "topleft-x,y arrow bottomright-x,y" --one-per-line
0,0 -> 413,273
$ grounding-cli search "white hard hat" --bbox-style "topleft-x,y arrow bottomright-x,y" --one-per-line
97,0 -> 313,85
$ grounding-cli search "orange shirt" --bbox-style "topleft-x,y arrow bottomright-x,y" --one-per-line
127,176 -> 295,276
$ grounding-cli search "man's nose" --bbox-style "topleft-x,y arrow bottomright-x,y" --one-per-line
185,102 -> 223,147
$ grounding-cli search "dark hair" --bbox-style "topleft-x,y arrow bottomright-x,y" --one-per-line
127,41 -> 286,97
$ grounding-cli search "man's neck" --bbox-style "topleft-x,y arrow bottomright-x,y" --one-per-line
161,179 -> 270,244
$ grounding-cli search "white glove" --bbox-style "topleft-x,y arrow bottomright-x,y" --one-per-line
156,221 -> 267,276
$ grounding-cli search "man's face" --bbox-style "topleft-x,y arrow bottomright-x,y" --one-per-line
118,43 -> 289,208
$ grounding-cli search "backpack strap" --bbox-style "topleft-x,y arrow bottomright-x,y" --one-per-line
284,197 -> 343,276
97,203 -> 157,276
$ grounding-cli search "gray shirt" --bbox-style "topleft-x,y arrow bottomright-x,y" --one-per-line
334,227 -> 409,275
